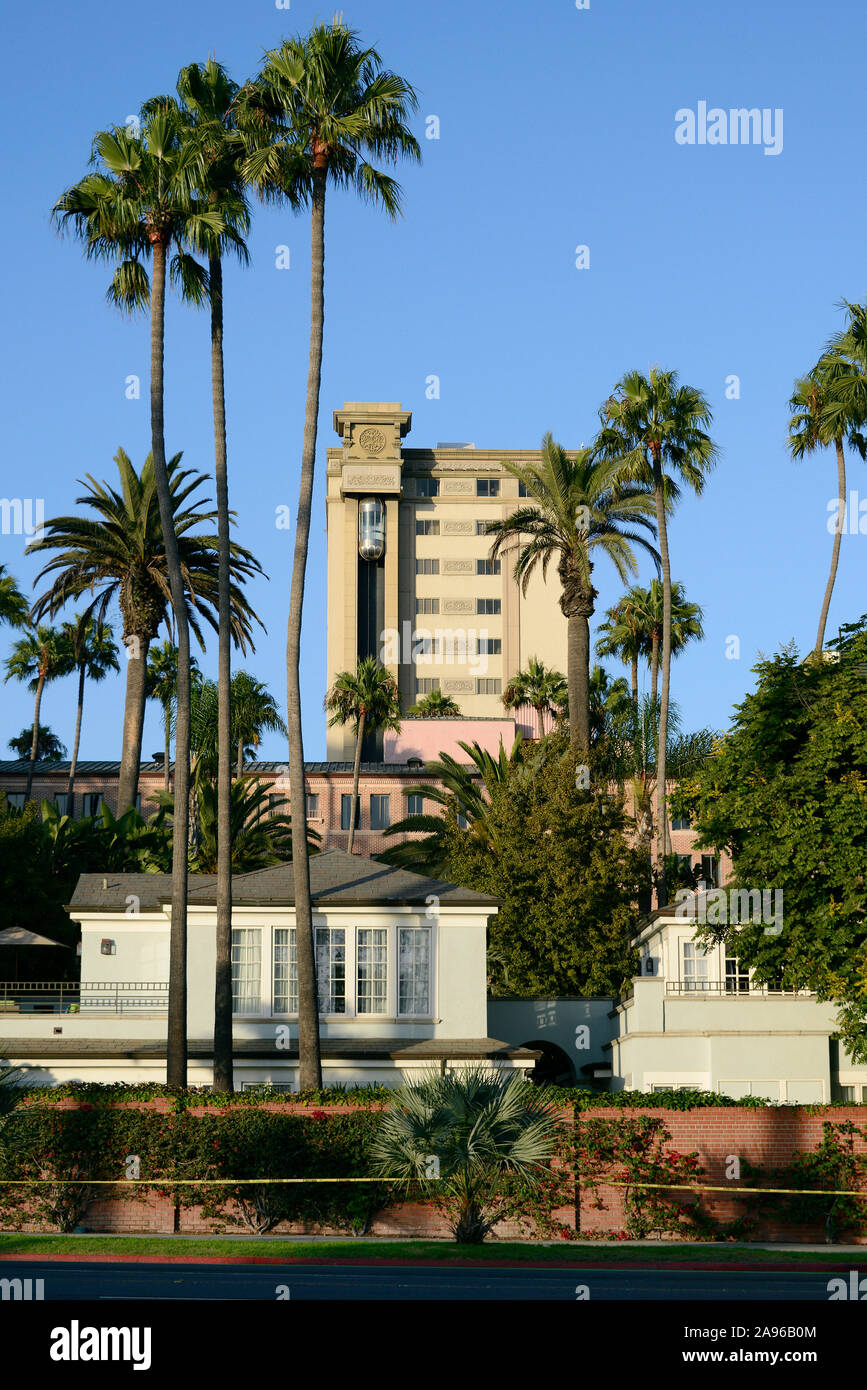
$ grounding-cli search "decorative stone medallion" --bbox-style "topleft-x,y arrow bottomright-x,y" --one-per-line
358,426 -> 387,455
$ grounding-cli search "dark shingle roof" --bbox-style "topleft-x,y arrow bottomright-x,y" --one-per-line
69,850 -> 498,912
0,1037 -> 537,1061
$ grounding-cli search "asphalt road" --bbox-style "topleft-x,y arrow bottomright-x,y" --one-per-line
0,1261 -> 845,1301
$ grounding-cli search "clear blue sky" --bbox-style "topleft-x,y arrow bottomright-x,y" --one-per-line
2,0 -> 865,762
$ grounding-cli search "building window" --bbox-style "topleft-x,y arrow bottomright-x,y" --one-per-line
407,794 -> 424,816
681,941 -> 709,992
839,1085 -> 867,1103
232,928 -> 262,1014
518,480 -> 529,497
3,792 -> 26,810
476,558 -> 500,575
83,793 -> 102,818
135,793 -> 141,813
398,927 -> 431,1015
414,636 -> 440,656
700,854 -> 719,887
273,927 -> 297,1014
416,677 -> 441,695
456,809 -> 468,829
475,678 -> 501,695
476,479 -> 499,497
415,478 -> 439,497
476,598 -> 501,615
671,814 -> 691,831
316,927 -> 346,1014
370,794 -> 391,830
340,794 -> 360,830
475,520 -> 495,535
54,792 -> 72,816
269,794 -> 285,815
305,792 -> 320,818
356,928 -> 388,1014
416,558 -> 440,575
416,597 -> 440,615
477,638 -> 502,655
416,519 -> 440,535
725,954 -> 750,994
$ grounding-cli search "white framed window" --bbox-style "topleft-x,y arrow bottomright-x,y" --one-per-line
273,927 -> 297,1014
4,792 -> 26,810
725,953 -> 749,994
316,927 -> 346,1014
681,940 -> 709,992
232,928 -> 262,1014
357,929 -> 388,1014
398,927 -> 431,1016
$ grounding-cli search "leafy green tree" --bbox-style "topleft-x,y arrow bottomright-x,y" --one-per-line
502,656 -> 567,739
59,615 -> 120,802
487,434 -> 659,751
0,566 -> 28,630
7,725 -> 67,762
371,1068 -> 561,1243
325,657 -> 401,853
242,19 -> 420,1090
407,689 -> 461,718
788,300 -> 867,656
439,734 -> 647,995
3,625 -> 67,798
669,618 -> 867,1061
595,368 -> 718,906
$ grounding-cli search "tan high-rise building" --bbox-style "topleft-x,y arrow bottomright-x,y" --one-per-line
325,402 -> 567,759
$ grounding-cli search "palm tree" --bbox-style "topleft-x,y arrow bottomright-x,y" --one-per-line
502,656 -> 567,740
371,1068 -> 560,1243
0,567 -> 28,629
146,641 -> 201,791
325,657 -> 402,854
230,672 -> 288,778
28,449 -> 262,807
7,726 -> 67,762
788,303 -> 867,656
597,580 -> 704,704
242,21 -> 420,1089
168,58 -> 251,1095
595,587 -> 651,706
152,777 -> 321,875
54,101 -> 241,1086
60,615 -> 120,804
595,368 -> 718,907
3,625 -> 67,799
487,435 -> 659,752
407,689 -> 462,718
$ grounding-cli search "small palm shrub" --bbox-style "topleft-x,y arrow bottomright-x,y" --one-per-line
370,1067 -> 562,1243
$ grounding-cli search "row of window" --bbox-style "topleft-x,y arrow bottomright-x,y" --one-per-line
412,637 -> 502,656
3,791 -> 141,816
282,792 -> 425,831
415,598 -> 501,615
231,924 -> 432,1017
416,520 -> 499,536
415,558 -> 501,575
415,677 -> 502,696
412,479 -> 532,499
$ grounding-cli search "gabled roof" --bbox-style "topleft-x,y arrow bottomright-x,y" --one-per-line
68,850 -> 498,912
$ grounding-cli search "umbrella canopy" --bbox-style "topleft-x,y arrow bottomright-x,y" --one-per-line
0,927 -> 69,949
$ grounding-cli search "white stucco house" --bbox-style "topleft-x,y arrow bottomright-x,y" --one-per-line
0,850 -> 536,1088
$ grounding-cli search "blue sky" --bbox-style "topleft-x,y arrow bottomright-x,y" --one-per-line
2,0 -> 865,762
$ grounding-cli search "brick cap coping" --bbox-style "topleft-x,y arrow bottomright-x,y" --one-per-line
0,1253 -> 863,1271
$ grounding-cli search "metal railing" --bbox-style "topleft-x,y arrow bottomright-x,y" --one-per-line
0,981 -> 168,1015
665,980 -> 814,998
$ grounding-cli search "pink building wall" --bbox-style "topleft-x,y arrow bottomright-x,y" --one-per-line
384,718 -> 518,763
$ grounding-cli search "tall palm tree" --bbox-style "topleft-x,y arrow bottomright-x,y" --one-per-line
166,58 -> 251,1094
230,672 -> 288,778
28,449 -> 261,806
487,435 -> 659,752
597,580 -> 704,704
788,304 -> 867,657
60,615 -> 120,805
595,367 -> 718,907
242,20 -> 420,1089
3,625 -> 67,799
53,107 -> 238,1085
7,725 -> 66,762
407,689 -> 462,718
145,640 -> 200,790
325,657 -> 402,854
595,588 -> 649,707
0,567 -> 28,629
502,656 -> 567,740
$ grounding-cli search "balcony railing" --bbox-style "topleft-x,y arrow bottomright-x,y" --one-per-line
0,981 -> 168,1015
665,980 -> 814,998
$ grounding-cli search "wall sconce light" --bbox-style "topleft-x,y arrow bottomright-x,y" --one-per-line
100,939 -> 116,956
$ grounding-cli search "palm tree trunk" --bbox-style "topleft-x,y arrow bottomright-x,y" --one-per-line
66,662 -> 86,805
654,480 -> 672,909
630,654 -> 638,707
567,612 -> 590,751
210,251 -> 234,1094
347,710 -> 366,855
117,636 -> 149,813
815,438 -> 846,656
163,708 -> 170,792
150,237 -> 190,1089
288,161 -> 327,1091
25,673 -> 46,800
536,704 -> 545,741
237,740 -> 243,781
650,632 -> 659,702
